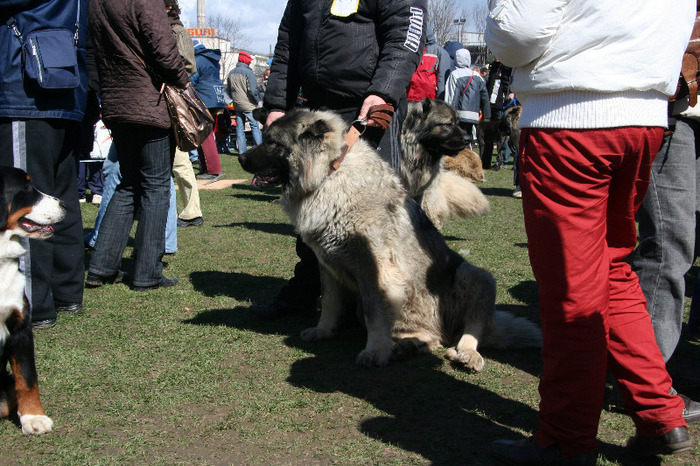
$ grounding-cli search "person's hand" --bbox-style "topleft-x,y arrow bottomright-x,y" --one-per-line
266,110 -> 285,127
358,95 -> 388,125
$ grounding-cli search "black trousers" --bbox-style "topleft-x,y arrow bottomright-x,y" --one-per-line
0,118 -> 85,321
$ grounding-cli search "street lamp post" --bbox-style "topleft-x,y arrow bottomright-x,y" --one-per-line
453,18 -> 466,43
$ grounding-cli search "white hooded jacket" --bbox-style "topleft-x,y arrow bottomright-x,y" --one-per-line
485,0 -> 695,129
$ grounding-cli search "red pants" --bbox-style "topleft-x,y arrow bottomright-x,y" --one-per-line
197,131 -> 222,175
519,127 -> 686,456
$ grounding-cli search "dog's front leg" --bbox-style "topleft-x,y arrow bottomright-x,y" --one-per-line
9,337 -> 53,434
355,274 -> 403,367
300,268 -> 343,342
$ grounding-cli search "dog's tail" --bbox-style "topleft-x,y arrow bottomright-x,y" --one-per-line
439,170 -> 490,217
481,310 -> 543,349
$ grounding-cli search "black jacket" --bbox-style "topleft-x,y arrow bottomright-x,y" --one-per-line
264,0 -> 426,112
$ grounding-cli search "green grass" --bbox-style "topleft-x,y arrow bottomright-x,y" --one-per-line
1,154 -> 698,465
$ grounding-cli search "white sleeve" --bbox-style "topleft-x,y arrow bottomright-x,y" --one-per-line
485,0 -> 566,68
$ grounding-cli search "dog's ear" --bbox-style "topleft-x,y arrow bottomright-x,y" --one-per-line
300,119 -> 332,142
421,98 -> 433,116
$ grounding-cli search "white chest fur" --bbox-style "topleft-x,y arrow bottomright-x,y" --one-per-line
0,235 -> 28,344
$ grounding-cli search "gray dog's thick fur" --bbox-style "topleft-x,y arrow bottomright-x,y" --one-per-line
400,99 -> 490,230
239,109 -> 541,371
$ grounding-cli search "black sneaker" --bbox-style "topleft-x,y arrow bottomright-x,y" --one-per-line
86,270 -> 125,287
32,318 -> 57,330
627,426 -> 693,456
177,216 -> 204,228
132,277 -> 178,292
55,301 -> 82,314
85,270 -> 124,288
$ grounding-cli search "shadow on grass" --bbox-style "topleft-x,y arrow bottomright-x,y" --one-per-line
481,187 -> 518,198
509,280 -> 539,305
185,304 -> 637,465
189,270 -> 287,303
217,221 -> 296,237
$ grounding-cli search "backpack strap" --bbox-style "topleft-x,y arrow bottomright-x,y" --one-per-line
460,73 -> 475,96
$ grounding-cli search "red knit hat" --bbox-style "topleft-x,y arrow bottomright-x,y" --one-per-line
238,51 -> 252,65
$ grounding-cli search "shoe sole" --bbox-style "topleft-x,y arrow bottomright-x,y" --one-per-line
132,278 -> 178,292
85,271 -> 125,287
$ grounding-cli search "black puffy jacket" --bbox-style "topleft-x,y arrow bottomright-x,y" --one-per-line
264,0 -> 426,111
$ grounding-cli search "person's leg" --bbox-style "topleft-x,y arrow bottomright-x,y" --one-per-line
0,119 -> 84,323
245,111 -> 263,146
197,132 -> 222,176
85,146 -> 120,248
480,121 -> 498,170
87,161 -> 104,197
165,177 -> 177,254
88,125 -> 141,279
235,111 -> 248,154
601,127 -> 685,438
77,161 -> 87,200
628,119 -> 699,361
517,127 -> 686,458
519,128 -> 612,457
130,126 -> 172,287
172,147 -> 202,221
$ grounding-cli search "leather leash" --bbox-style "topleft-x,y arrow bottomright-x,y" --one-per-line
328,104 -> 394,174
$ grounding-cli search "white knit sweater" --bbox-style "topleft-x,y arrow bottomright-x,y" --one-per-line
485,0 -> 695,129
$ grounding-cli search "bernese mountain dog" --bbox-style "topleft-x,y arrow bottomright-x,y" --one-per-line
1,166 -> 65,434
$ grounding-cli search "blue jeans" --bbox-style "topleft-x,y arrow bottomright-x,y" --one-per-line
88,124 -> 174,286
629,118 -> 700,361
85,145 -> 177,253
235,110 -> 262,154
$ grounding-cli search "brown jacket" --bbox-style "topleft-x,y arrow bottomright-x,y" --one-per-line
89,0 -> 188,128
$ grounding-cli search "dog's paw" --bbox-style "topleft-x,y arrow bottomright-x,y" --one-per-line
445,347 -> 485,372
20,414 -> 53,434
300,326 -> 334,341
392,337 -> 428,360
356,347 -> 392,367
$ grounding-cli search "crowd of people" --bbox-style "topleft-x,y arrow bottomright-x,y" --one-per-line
1,0 -> 699,461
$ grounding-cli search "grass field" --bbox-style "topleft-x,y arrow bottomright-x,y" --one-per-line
2,153 -> 699,465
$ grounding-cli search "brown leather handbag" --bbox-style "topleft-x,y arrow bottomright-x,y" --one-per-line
672,1 -> 700,106
127,44 -> 213,151
160,81 -> 214,152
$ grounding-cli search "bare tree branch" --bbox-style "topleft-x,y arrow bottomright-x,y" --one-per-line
465,0 -> 488,34
205,13 -> 251,80
428,0 -> 459,47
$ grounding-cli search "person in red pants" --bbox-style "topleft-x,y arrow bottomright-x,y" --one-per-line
190,41 -> 225,179
485,0 -> 696,463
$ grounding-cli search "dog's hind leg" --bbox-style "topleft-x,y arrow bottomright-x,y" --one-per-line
446,327 -> 486,372
300,269 -> 346,342
445,263 -> 497,372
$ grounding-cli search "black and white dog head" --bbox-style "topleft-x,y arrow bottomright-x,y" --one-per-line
0,167 -> 65,240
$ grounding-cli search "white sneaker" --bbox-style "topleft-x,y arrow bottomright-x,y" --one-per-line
512,187 -> 522,198
91,194 -> 103,205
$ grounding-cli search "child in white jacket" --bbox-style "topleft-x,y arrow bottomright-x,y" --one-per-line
485,0 -> 696,463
